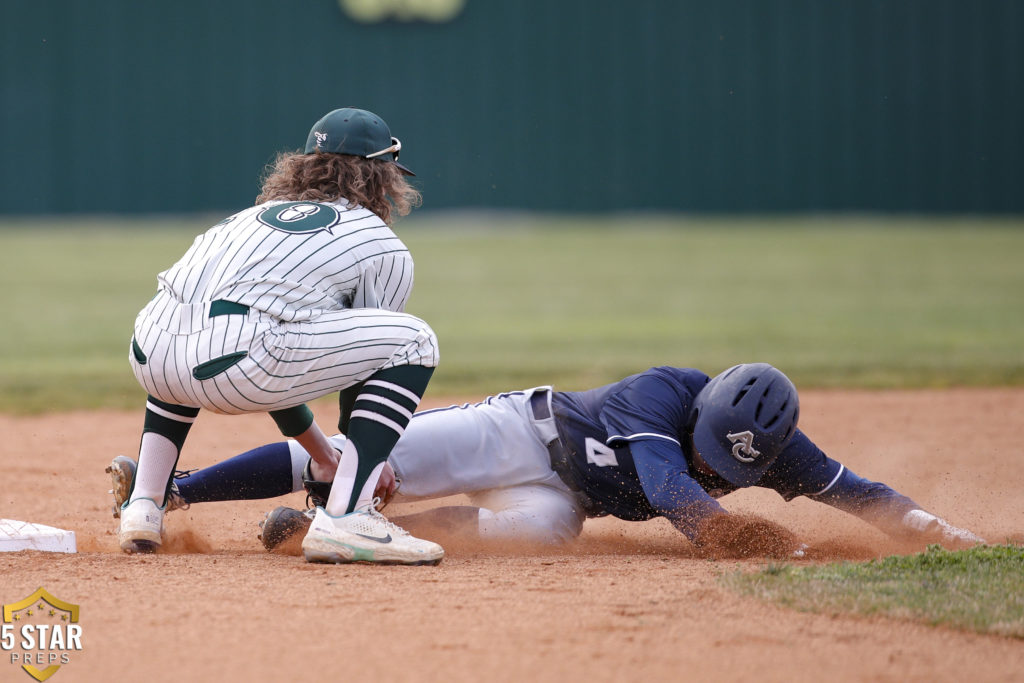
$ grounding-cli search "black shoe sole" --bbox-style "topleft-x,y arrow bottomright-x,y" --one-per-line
122,540 -> 159,554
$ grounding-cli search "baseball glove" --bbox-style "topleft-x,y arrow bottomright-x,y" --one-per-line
302,458 -> 332,509
301,458 -> 398,511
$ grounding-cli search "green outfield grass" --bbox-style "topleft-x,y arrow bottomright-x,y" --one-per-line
724,544 -> 1024,638
1,214 -> 1022,412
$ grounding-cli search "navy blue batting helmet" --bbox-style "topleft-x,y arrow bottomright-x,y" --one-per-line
691,363 -> 800,486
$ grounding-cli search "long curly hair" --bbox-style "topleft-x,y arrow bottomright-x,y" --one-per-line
256,151 -> 421,225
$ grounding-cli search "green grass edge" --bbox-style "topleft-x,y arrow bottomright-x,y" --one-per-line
722,544 -> 1024,639
3,215 -> 1023,412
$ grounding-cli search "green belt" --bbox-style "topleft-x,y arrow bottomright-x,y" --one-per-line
208,300 -> 250,317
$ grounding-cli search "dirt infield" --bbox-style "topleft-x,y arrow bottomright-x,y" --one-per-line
3,389 -> 1024,682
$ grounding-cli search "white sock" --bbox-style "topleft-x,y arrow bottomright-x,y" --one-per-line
325,439 -> 359,517
129,432 -> 178,507
354,462 -> 386,512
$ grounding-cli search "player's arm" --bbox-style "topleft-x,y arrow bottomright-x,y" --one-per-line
631,438 -> 726,541
269,404 -> 338,481
808,468 -> 985,548
768,431 -> 985,548
599,370 -> 728,540
633,441 -> 801,557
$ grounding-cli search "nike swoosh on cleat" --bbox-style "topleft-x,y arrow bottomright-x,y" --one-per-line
353,532 -> 392,544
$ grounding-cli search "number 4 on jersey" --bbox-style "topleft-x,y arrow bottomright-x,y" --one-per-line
585,437 -> 618,467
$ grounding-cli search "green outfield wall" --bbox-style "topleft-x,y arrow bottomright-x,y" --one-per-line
2,0 -> 1021,214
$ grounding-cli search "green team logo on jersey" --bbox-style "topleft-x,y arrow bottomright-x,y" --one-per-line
258,202 -> 343,233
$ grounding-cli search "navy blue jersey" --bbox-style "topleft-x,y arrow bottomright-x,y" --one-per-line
551,366 -> 920,540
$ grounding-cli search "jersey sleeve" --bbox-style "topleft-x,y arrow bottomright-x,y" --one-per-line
760,430 -> 922,536
631,439 -> 726,540
351,252 -> 414,312
806,468 -> 921,536
600,369 -> 723,539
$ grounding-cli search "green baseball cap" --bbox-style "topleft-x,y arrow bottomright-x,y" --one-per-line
303,107 -> 415,176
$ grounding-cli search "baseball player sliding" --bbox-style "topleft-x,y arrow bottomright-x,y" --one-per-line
119,107 -> 444,565
108,364 -> 985,556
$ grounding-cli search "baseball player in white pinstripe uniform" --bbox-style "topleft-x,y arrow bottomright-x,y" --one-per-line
119,107 -> 444,565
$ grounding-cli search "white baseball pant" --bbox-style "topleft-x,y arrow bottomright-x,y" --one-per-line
305,388 -> 586,544
130,290 -> 438,413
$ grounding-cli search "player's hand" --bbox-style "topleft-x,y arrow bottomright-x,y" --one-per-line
373,462 -> 398,511
307,446 -> 344,483
693,513 -> 802,559
902,509 -> 986,549
935,521 -> 986,549
308,456 -> 337,482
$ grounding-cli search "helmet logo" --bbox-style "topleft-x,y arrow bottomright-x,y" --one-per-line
314,131 -> 328,148
727,431 -> 760,463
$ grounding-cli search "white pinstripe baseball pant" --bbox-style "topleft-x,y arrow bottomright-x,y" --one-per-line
130,290 -> 439,413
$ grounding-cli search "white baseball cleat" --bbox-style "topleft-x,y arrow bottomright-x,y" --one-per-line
118,498 -> 165,553
301,500 -> 444,566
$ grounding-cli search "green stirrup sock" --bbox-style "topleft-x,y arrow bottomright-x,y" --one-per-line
344,365 -> 434,511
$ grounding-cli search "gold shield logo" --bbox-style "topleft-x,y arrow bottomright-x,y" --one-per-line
2,588 -> 82,681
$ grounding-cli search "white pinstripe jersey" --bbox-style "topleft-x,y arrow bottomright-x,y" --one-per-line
157,198 -> 414,320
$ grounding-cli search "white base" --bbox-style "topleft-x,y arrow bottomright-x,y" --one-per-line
0,519 -> 77,553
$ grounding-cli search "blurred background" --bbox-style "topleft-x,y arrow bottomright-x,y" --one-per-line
3,0 -> 1021,214
1,1 -> 1022,411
